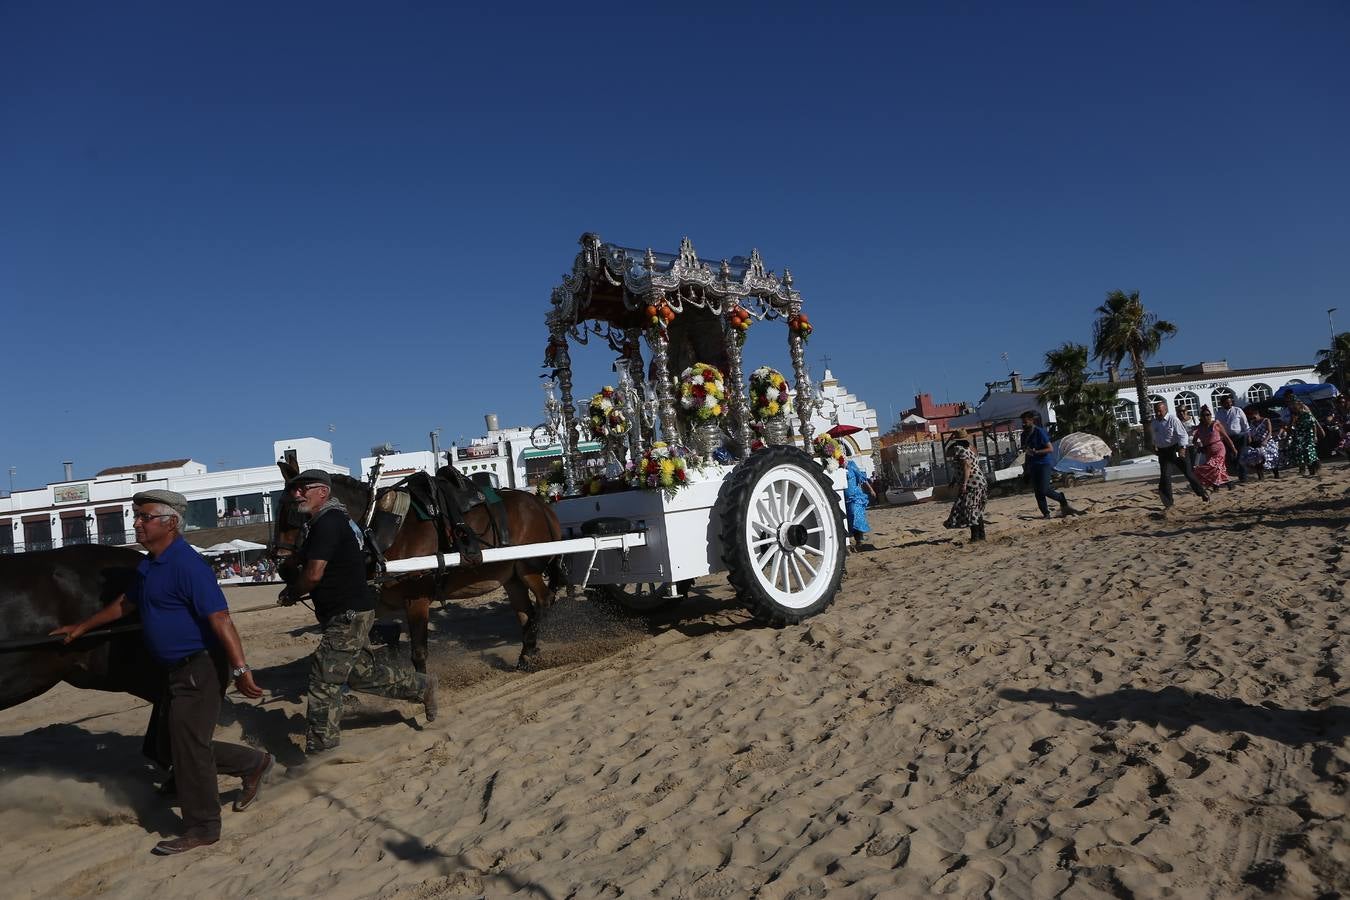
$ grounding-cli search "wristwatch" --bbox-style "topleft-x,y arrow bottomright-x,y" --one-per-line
230,664 -> 251,678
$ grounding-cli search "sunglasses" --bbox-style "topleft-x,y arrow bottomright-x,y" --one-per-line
131,512 -> 173,523
289,483 -> 325,494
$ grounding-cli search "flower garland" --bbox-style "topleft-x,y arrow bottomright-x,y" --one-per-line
535,461 -> 566,502
587,385 -> 629,439
627,441 -> 691,495
644,295 -> 676,344
677,363 -> 727,422
749,366 -> 792,420
543,335 -> 567,369
788,312 -> 813,342
812,433 -> 846,471
726,306 -> 752,346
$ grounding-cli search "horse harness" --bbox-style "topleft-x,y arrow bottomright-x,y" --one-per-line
367,468 -> 511,591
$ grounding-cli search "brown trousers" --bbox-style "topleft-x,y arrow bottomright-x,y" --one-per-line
144,650 -> 263,840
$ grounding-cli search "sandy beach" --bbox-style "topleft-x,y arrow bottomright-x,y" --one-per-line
1,465 -> 1346,898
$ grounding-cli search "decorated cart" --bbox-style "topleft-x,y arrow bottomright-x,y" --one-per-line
531,233 -> 848,622
384,233 -> 847,623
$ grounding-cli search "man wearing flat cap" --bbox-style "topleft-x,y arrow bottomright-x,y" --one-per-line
51,490 -> 272,856
279,469 -> 435,755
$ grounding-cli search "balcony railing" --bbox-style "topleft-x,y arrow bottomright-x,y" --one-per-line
217,514 -> 268,527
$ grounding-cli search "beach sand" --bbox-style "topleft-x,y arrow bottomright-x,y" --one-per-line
1,465 -> 1346,898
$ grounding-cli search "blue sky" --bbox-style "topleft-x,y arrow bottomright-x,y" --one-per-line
2,2 -> 1347,488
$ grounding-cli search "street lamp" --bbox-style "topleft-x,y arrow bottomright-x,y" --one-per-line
6,466 -> 13,494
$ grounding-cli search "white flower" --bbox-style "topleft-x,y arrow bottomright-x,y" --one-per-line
691,375 -> 704,386
703,395 -> 718,409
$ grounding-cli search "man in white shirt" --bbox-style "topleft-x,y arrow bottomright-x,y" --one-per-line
1215,394 -> 1250,483
1151,400 -> 1210,508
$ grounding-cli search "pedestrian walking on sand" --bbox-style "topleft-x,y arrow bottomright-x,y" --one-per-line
1019,411 -> 1084,518
1215,394 -> 1250,483
943,430 -> 988,541
51,490 -> 272,856
1288,400 -> 1324,476
1151,401 -> 1210,508
1241,406 -> 1281,480
1193,405 -> 1240,492
278,470 -> 436,755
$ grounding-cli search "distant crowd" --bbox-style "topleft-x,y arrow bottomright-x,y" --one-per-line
215,557 -> 274,582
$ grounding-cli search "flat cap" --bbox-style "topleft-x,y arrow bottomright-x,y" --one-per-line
132,489 -> 188,514
286,468 -> 333,489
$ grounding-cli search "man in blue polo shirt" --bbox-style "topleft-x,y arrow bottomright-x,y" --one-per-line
52,489 -> 271,856
1020,411 -> 1085,519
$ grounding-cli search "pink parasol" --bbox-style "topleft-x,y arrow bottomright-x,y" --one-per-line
826,424 -> 862,438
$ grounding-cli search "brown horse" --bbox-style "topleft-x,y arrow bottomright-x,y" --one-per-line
270,461 -> 563,671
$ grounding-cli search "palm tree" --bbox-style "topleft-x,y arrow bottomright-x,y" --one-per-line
1314,331 -> 1350,392
1033,341 -> 1120,442
1091,290 -> 1177,450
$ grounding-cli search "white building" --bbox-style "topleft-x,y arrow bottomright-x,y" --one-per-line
1109,361 -> 1321,427
797,369 -> 881,476
359,424 -> 606,492
0,437 -> 347,554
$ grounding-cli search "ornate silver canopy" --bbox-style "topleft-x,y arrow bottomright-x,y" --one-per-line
544,233 -> 814,495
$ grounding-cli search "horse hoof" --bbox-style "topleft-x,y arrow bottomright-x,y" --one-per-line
516,652 -> 539,672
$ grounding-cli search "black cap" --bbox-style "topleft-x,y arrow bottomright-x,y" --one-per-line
286,469 -> 333,489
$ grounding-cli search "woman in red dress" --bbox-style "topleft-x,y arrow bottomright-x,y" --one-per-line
1193,405 -> 1239,491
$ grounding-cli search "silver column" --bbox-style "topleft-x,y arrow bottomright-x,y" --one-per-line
788,312 -> 814,447
723,305 -> 752,460
646,295 -> 680,442
552,324 -> 580,495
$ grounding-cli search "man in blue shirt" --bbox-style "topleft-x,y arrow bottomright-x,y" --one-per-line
1020,411 -> 1085,519
52,490 -> 272,856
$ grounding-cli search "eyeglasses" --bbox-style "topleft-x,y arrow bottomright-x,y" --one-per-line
131,512 -> 173,523
289,483 -> 325,494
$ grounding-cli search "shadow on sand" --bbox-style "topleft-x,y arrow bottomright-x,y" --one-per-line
1000,685 -> 1350,748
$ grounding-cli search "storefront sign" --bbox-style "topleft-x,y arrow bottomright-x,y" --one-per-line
54,483 -> 90,504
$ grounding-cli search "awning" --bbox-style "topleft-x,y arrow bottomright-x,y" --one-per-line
522,441 -> 604,460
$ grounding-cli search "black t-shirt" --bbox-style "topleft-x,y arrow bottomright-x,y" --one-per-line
301,509 -> 374,623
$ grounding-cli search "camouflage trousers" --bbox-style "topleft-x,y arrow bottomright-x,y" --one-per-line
306,609 -> 428,753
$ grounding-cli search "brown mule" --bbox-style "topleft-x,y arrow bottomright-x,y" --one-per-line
271,461 -> 563,671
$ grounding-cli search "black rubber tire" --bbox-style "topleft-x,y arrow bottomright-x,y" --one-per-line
718,445 -> 846,625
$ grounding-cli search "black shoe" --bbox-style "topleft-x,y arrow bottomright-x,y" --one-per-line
152,834 -> 218,856
233,752 -> 273,812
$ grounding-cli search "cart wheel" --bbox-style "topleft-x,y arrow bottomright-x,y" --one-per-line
596,582 -> 682,613
719,445 -> 846,625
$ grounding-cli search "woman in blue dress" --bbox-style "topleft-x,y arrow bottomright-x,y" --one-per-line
842,450 -> 876,549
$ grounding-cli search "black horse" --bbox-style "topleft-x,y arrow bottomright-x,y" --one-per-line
0,545 -> 160,710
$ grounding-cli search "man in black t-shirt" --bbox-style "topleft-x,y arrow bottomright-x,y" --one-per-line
279,470 -> 436,754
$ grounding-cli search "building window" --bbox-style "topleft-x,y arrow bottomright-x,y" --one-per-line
61,515 -> 90,546
134,473 -> 148,482
1246,382 -> 1272,405
1114,399 -> 1139,426
1211,386 -> 1235,407
97,511 -> 125,545
23,520 -> 52,552
186,498 -> 218,531
0,522 -> 12,554
1173,391 -> 1200,419
1147,394 -> 1166,410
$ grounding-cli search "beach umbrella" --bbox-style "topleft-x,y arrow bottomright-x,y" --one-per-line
228,539 -> 268,551
1057,432 -> 1112,463
826,424 -> 863,438
203,542 -> 236,555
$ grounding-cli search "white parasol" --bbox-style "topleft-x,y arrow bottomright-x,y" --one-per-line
1056,432 -> 1112,463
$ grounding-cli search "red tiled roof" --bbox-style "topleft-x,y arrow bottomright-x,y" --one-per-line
96,458 -> 192,477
